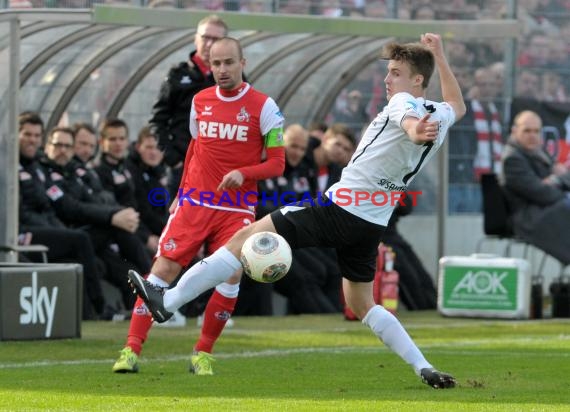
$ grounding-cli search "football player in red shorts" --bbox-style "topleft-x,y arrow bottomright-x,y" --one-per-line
113,37 -> 285,375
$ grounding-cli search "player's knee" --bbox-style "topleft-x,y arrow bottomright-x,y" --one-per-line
226,269 -> 242,284
344,295 -> 375,320
227,218 -> 274,257
229,224 -> 256,249
151,257 -> 181,283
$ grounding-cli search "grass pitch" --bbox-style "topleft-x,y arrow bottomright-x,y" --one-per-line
0,312 -> 569,411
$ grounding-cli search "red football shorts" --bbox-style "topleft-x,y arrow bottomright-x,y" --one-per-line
156,204 -> 254,267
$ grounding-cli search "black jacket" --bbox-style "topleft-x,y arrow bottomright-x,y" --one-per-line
40,157 -> 121,228
19,155 -> 66,230
94,154 -> 159,243
148,52 -> 216,167
73,158 -> 117,206
127,150 -> 169,236
94,154 -> 138,209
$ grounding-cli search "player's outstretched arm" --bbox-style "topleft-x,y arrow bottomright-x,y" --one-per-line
421,33 -> 466,122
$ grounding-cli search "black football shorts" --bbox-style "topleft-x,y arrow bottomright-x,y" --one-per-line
270,196 -> 386,282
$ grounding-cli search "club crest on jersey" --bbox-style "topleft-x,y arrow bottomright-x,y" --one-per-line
163,238 -> 177,251
236,107 -> 250,123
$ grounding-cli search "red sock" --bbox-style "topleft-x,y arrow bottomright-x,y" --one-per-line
125,296 -> 154,355
194,290 -> 237,353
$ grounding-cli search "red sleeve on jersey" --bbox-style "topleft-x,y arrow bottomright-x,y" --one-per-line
238,146 -> 285,181
179,139 -> 195,190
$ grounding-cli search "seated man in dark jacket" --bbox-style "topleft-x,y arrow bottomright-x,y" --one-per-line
94,119 -> 137,209
500,110 -> 570,265
18,112 -> 106,319
95,118 -> 160,256
42,126 -> 151,308
126,126 -> 169,255
71,122 -> 147,312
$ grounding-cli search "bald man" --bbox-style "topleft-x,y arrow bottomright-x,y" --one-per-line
114,36 -> 285,375
283,124 -> 310,167
500,110 -> 570,265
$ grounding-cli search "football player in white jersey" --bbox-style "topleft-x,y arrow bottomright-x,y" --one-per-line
129,33 -> 466,389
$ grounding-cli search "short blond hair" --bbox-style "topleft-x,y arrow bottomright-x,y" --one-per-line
197,15 -> 228,35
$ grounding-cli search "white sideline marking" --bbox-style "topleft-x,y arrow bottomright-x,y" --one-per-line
0,335 -> 568,369
222,318 -> 570,335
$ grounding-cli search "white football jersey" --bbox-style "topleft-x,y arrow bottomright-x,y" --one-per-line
328,92 -> 456,226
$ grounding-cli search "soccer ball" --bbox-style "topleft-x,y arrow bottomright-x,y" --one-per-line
240,232 -> 292,283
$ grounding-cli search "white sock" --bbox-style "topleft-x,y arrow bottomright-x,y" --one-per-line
362,305 -> 432,375
215,282 -> 240,298
163,247 -> 241,312
146,273 -> 169,288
